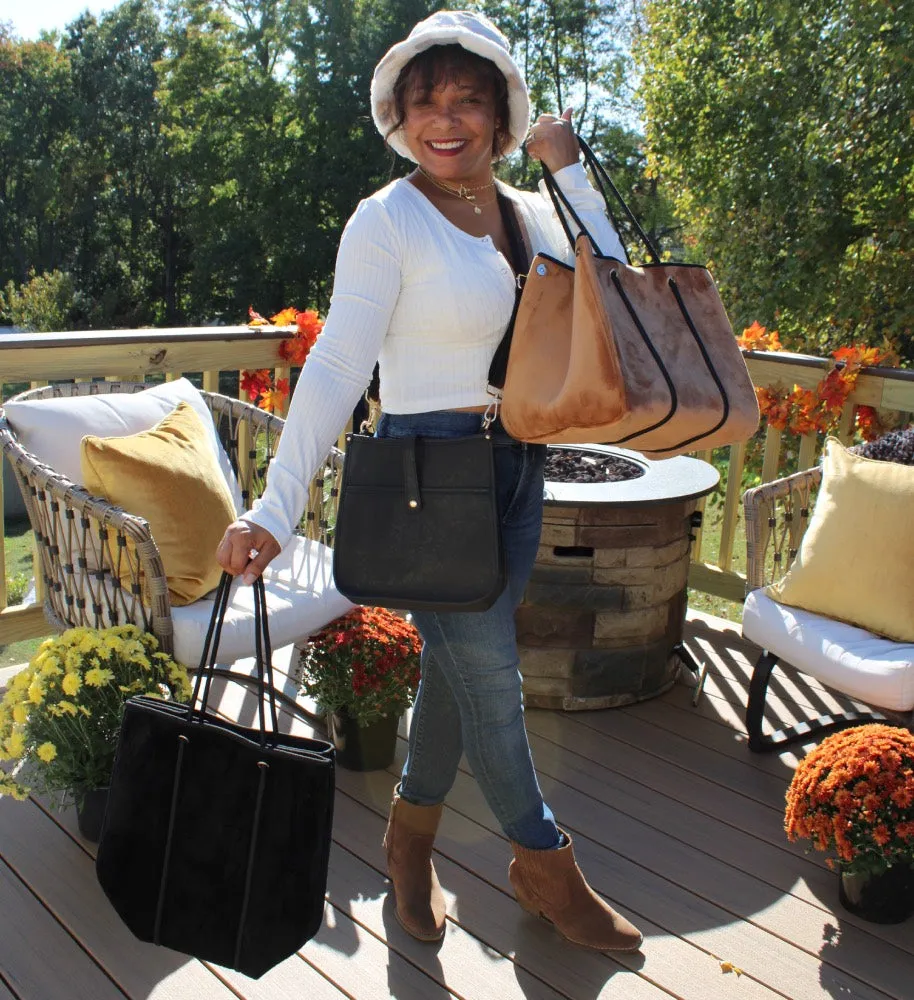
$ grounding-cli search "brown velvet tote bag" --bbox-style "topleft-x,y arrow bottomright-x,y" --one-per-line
498,140 -> 759,458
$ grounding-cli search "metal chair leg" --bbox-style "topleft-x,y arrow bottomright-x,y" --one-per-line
746,650 -> 892,753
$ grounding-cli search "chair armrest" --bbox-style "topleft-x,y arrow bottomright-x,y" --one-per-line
0,441 -> 175,653
742,465 -> 822,593
202,392 -> 345,544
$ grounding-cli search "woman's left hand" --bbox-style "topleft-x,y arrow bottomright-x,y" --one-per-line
524,107 -> 580,173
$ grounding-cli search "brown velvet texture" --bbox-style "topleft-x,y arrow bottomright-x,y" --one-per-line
80,401 -> 237,605
501,236 -> 760,457
95,696 -> 335,979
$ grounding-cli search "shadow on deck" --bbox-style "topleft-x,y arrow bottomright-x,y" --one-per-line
1,609 -> 910,1000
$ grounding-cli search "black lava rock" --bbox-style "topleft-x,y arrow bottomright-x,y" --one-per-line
543,448 -> 644,484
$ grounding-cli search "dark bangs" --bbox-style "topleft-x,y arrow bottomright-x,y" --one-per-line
388,44 -> 512,158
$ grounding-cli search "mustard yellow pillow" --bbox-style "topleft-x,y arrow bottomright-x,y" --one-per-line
767,437 -> 914,642
80,402 -> 236,606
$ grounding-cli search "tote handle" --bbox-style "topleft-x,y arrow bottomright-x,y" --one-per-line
187,572 -> 280,746
540,135 -> 662,265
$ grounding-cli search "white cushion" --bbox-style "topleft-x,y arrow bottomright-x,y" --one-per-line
4,378 -> 243,514
171,536 -> 353,667
742,588 -> 914,712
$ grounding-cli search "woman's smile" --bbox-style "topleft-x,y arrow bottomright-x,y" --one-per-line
403,78 -> 497,186
426,138 -> 470,155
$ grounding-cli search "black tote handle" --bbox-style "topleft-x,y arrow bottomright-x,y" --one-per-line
539,135 -> 662,265
186,572 -> 279,746
577,136 -> 662,264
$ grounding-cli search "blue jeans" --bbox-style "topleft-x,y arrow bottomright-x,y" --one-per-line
376,410 -> 560,849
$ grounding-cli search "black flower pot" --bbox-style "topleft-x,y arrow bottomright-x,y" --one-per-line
328,709 -> 400,771
838,862 -> 914,924
75,786 -> 110,843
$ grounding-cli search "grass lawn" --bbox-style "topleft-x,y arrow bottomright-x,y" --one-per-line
0,519 -> 49,669
686,488 -> 747,624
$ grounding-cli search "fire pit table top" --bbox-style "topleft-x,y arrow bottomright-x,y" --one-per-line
542,444 -> 720,507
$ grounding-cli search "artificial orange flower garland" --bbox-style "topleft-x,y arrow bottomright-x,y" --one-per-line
240,306 -> 325,412
737,321 -> 895,441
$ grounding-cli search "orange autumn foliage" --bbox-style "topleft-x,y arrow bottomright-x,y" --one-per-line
785,725 -> 914,875
241,306 -> 326,412
736,320 -> 783,353
737,323 -> 896,440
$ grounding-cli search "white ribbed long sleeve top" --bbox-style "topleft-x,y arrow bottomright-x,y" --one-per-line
243,162 -> 625,549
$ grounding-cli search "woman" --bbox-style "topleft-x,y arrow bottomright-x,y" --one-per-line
216,10 -> 642,954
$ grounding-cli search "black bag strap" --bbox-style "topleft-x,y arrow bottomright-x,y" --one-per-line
540,136 -> 662,265
187,572 -> 279,746
486,190 -> 531,392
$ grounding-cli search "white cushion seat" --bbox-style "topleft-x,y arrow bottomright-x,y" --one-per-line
742,588 -> 914,713
171,537 -> 353,667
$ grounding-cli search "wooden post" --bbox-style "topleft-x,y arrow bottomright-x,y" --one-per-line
718,439 -> 747,572
797,433 -> 818,471
761,424 -> 782,485
690,448 -> 714,562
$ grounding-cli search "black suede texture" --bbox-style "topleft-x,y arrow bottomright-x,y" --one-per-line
96,696 -> 335,979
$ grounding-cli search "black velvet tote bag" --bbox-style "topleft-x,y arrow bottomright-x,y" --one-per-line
95,573 -> 335,979
332,430 -> 505,612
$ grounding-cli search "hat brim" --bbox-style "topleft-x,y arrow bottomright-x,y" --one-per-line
370,25 -> 530,162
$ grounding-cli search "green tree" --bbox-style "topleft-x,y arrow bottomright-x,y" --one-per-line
0,270 -> 77,331
468,0 -> 678,259
637,0 -> 914,358
158,0 -> 437,321
0,32 -> 75,288
63,0 -> 168,327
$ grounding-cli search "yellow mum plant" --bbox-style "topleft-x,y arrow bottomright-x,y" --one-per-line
0,625 -> 191,804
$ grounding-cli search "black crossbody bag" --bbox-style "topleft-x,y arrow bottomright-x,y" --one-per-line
332,190 -> 529,612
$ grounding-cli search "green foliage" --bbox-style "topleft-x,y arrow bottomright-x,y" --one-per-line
469,0 -> 680,257
5,574 -> 30,607
637,0 -> 914,359
0,0 -> 668,324
0,269 -> 76,331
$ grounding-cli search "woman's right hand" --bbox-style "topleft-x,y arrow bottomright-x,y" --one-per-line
215,520 -> 281,585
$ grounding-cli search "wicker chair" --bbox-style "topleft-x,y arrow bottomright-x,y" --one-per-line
0,381 -> 351,674
741,466 -> 914,752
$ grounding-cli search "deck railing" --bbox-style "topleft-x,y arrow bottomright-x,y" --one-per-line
0,330 -> 912,647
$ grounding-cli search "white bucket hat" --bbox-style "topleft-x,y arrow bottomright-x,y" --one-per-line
370,10 -> 530,162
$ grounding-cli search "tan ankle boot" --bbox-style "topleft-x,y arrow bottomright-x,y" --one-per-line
509,830 -> 643,952
383,787 -> 447,941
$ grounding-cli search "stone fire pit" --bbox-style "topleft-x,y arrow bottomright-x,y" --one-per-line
516,445 -> 719,710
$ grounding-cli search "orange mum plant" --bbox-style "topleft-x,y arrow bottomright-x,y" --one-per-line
737,321 -> 896,441
240,306 -> 325,412
785,725 -> 914,876
299,607 -> 422,727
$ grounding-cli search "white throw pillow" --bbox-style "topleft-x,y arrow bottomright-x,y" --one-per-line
4,378 -> 244,514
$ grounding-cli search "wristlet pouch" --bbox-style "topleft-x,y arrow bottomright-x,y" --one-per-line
499,138 -> 759,457
332,431 -> 505,611
95,574 -> 335,979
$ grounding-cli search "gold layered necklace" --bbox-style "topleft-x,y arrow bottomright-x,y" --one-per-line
418,166 -> 497,214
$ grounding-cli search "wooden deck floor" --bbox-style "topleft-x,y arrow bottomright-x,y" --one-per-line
1,608 -> 911,1000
